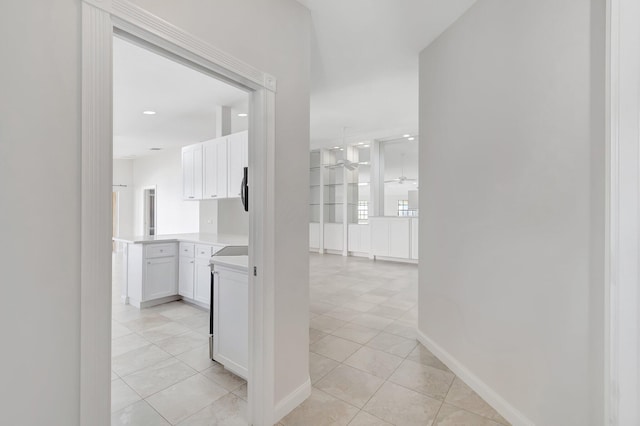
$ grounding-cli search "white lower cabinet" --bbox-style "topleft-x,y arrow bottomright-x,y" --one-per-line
370,217 -> 411,260
178,243 -> 218,308
389,219 -> 410,258
144,257 -> 178,300
324,223 -> 344,251
348,224 -> 370,254
194,258 -> 212,305
178,256 -> 195,299
213,264 -> 248,379
126,242 -> 178,308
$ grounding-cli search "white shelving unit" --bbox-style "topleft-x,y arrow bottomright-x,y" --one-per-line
309,139 -> 419,263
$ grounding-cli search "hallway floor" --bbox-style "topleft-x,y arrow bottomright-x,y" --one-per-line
111,252 -> 509,425
280,253 -> 509,426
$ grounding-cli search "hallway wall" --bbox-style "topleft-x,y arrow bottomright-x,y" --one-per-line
417,1 -> 605,425
0,0 -> 310,424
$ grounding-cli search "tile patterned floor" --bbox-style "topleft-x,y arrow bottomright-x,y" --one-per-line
112,252 -> 509,426
278,254 -> 510,426
111,253 -> 247,425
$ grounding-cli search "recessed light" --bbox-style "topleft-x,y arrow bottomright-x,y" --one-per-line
238,113 -> 248,117
339,148 -> 344,151
333,146 -> 340,149
358,182 -> 369,186
403,134 -> 411,138
143,110 -> 156,115
363,144 -> 370,147
408,137 -> 415,141
358,142 -> 364,145
149,148 -> 162,151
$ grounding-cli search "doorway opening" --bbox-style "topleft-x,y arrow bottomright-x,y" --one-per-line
81,3 -> 279,425
142,187 -> 156,237
110,34 -> 252,424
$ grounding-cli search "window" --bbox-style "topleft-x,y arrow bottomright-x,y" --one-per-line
397,200 -> 409,217
398,199 -> 418,217
358,200 -> 369,223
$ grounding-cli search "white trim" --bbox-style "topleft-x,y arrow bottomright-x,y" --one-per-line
81,2 -> 114,423
273,378 -> 312,423
416,330 -> 534,426
81,1 -> 278,425
606,0 -> 640,424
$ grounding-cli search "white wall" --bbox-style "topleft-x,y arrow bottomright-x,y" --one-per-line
1,1 -> 308,422
418,1 -> 604,425
132,148 -> 199,235
113,159 -> 135,237
128,0 -> 310,415
217,198 -> 249,236
0,1 -> 81,424
199,200 -> 218,234
199,198 -> 249,236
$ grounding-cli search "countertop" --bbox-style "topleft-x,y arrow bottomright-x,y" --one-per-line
210,255 -> 249,272
113,233 -> 248,246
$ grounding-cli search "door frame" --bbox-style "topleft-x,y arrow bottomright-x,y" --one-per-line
606,0 -> 640,424
142,184 -> 157,237
80,1 -> 277,425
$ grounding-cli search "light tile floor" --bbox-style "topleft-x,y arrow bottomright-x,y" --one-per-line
111,253 -> 247,425
112,252 -> 510,426
278,253 -> 511,426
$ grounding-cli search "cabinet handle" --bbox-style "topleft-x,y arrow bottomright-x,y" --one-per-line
190,261 -> 194,264
211,195 -> 217,198
189,196 -> 194,199
147,261 -> 151,264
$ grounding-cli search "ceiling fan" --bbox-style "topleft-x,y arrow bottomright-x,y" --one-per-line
385,153 -> 417,184
324,127 -> 368,171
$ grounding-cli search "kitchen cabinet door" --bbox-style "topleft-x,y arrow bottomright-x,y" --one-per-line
389,219 -> 410,258
194,258 -> 212,306
370,219 -> 390,257
178,256 -> 195,299
182,144 -> 203,200
203,137 -> 228,200
213,266 -> 248,379
227,131 -> 248,199
144,257 -> 177,300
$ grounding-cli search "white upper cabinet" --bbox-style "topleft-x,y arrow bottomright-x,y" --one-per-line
182,144 -> 203,200
203,137 -> 228,200
227,131 -> 248,199
183,131 -> 247,201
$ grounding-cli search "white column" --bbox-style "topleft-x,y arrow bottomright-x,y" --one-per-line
370,139 -> 384,217
216,105 -> 232,137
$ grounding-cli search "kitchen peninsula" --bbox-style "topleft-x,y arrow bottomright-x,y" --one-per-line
114,233 -> 248,309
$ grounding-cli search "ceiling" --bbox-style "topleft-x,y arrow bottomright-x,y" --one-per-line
113,36 -> 248,159
298,0 -> 477,148
113,2 -> 476,157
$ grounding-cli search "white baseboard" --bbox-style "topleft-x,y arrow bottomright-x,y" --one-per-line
416,329 -> 534,426
273,376 -> 311,423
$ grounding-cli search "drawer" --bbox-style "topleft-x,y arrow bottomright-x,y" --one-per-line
145,243 -> 176,258
195,244 -> 214,259
180,242 -> 195,258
